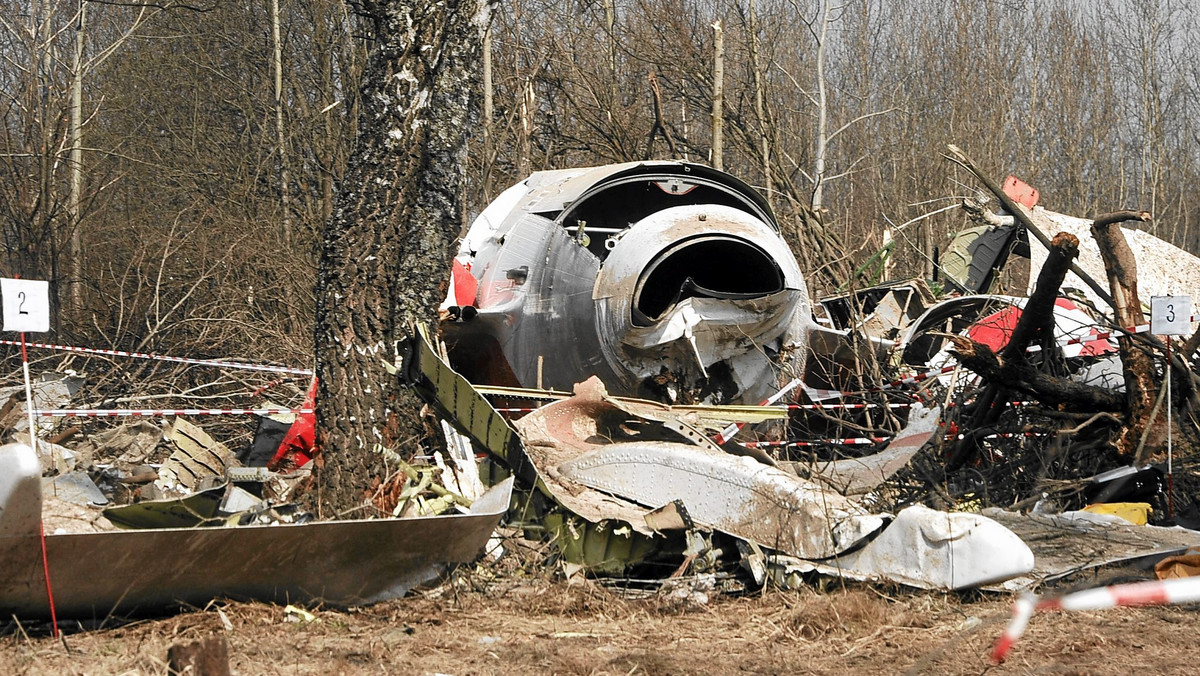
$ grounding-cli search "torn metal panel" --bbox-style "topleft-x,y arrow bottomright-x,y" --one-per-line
103,486 -> 226,529
810,404 -> 941,496
444,161 -> 811,405
817,278 -> 935,337
559,444 -> 884,559
779,506 -> 1035,590
0,443 -> 512,618
157,418 -> 240,493
74,420 -> 164,464
981,508 -> 1200,591
437,421 -> 485,502
44,471 -> 108,506
474,383 -> 792,429
644,500 -> 693,532
0,375 -> 78,435
517,378 -> 885,559
940,223 -> 1029,294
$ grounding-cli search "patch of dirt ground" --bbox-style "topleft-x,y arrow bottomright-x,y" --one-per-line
2,578 -> 1197,675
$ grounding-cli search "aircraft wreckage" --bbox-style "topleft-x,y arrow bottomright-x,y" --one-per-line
16,158 -> 1199,621
425,161 -> 1039,591
439,161 -> 809,404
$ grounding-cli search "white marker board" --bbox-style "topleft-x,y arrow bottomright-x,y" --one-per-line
1,278 -> 50,333
1151,295 -> 1192,336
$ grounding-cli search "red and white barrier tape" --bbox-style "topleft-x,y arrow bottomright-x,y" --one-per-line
1021,318 -> 1185,354
789,402 -> 911,411
501,402 -> 921,414
952,431 -> 1046,441
742,436 -> 889,448
0,339 -> 312,376
743,430 -> 1047,450
34,408 -> 313,417
713,378 -> 801,444
992,576 -> 1200,663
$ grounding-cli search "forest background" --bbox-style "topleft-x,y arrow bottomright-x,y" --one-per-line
2,0 -> 1196,369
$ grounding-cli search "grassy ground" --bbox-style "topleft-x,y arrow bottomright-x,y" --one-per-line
2,575 -> 1196,675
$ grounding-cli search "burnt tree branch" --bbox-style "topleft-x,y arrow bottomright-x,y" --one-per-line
941,333 -> 1124,411
944,231 -> 1120,469
1002,232 -> 1080,359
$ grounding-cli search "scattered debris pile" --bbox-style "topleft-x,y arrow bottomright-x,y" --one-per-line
0,359 -> 510,620
7,151 -> 1200,634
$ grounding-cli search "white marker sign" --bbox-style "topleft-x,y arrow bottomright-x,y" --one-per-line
1,278 -> 50,333
1151,295 -> 1192,336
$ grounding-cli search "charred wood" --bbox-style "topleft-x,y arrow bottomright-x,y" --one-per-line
1003,232 -> 1079,358
942,334 -> 1124,412
1091,210 -> 1157,456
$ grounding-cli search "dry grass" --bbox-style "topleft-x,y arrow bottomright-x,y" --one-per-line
3,580 -> 1200,675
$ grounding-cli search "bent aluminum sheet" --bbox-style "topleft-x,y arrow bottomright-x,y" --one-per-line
517,378 -> 884,559
560,444 -> 884,559
0,444 -> 512,619
792,505 -> 1034,590
810,404 -> 941,496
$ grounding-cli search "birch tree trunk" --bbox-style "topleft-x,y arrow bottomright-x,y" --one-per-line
811,0 -> 830,212
313,0 -> 493,515
481,22 -> 493,195
67,0 -> 85,319
710,20 -> 723,171
747,0 -> 771,204
271,0 -> 292,251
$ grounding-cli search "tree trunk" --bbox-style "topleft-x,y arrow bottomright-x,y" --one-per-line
68,1 -> 85,322
481,22 -> 494,196
1091,210 -> 1157,456
312,0 -> 493,516
747,0 -> 771,206
811,0 -> 830,212
710,20 -> 723,171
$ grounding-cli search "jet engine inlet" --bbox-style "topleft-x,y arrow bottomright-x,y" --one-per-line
634,235 -> 785,324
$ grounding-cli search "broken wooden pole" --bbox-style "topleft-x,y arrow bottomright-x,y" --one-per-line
1091,210 -> 1158,457
945,144 -> 1116,308
1002,232 -> 1080,359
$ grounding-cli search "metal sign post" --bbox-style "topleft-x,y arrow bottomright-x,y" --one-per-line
1151,295 -> 1192,519
1,278 -> 51,462
0,277 -> 57,636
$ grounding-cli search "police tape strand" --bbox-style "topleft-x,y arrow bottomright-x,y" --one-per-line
740,431 -> 1045,449
992,576 -> 1200,663
33,408 -> 314,417
0,338 -> 312,376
